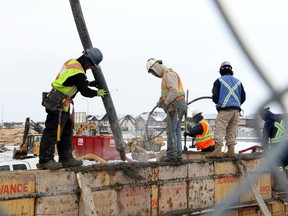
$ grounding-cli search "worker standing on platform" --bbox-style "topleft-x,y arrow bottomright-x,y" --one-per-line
38,47 -> 107,170
146,58 -> 186,162
209,61 -> 246,158
183,112 -> 215,152
259,107 -> 288,167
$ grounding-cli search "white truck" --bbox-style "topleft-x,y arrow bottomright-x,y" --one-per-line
0,160 -> 31,171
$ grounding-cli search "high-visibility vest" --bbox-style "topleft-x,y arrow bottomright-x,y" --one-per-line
161,68 -> 185,101
271,120 -> 288,144
195,119 -> 214,150
217,75 -> 242,108
52,59 -> 85,112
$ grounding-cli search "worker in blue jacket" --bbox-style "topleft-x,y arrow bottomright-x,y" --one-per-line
259,107 -> 288,191
209,61 -> 246,158
259,107 -> 288,167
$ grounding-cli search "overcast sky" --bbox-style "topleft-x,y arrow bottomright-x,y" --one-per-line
0,0 -> 288,122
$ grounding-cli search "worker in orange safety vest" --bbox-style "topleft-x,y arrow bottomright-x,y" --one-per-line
183,112 -> 215,152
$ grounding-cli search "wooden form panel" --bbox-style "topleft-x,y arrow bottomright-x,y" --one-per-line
188,179 -> 214,209
0,157 -> 279,216
118,186 -> 151,216
0,174 -> 35,215
215,161 -> 238,175
91,190 -> 117,216
36,195 -> 79,215
260,173 -> 271,200
215,176 -> 239,204
187,161 -> 213,177
272,201 -> 285,215
239,176 -> 260,203
35,171 -> 78,192
238,206 -> 262,216
0,198 -> 34,216
158,165 -> 187,180
158,182 -> 187,215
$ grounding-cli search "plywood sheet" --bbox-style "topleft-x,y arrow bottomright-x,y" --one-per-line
117,186 -> 151,216
188,179 -> 214,209
36,171 -> 77,193
238,206 -> 261,216
260,173 -> 271,200
0,198 -> 34,216
35,194 -> 79,215
159,182 -> 187,215
215,176 -> 239,204
215,161 -> 238,175
158,165 -> 187,180
187,161 -> 213,178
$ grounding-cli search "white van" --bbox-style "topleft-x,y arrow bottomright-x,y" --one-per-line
0,160 -> 31,171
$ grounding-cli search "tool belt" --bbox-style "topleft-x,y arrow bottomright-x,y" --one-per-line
42,89 -> 67,111
167,99 -> 179,112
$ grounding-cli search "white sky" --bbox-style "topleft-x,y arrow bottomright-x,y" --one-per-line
0,0 -> 288,122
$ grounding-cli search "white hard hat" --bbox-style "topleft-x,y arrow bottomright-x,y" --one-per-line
146,58 -> 162,72
220,61 -> 232,70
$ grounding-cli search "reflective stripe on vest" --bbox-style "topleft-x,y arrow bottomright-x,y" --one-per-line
52,59 -> 85,112
219,77 -> 241,108
195,120 -> 214,150
161,69 -> 184,100
271,120 -> 288,144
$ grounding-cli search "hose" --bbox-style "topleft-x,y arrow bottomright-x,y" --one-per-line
145,96 -> 213,139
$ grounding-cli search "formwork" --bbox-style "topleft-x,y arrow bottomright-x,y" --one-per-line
0,153 -> 287,216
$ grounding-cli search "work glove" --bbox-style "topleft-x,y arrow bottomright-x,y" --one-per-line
183,131 -> 191,137
97,89 -> 107,97
156,100 -> 163,108
157,100 -> 168,111
88,80 -> 99,88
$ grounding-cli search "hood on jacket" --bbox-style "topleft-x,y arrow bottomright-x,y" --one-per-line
259,107 -> 277,122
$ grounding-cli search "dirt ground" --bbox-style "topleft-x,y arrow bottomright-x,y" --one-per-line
0,127 -> 24,146
0,126 -> 40,146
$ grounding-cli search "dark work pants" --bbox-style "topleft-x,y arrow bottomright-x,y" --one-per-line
39,109 -> 73,163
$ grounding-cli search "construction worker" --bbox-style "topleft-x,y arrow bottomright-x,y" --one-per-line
209,61 -> 246,158
183,112 -> 215,152
37,47 -> 107,170
146,58 -> 186,162
259,107 -> 288,187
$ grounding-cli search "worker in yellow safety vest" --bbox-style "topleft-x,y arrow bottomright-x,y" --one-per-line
183,112 -> 215,152
38,47 -> 107,170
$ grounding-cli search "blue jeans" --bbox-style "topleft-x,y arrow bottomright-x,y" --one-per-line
166,99 -> 187,158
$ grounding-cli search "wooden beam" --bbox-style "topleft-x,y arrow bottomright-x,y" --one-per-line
76,172 -> 97,216
236,161 -> 271,216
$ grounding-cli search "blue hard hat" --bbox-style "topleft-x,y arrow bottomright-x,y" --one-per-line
85,47 -> 103,66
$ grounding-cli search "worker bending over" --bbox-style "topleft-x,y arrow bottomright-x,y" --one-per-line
184,112 -> 215,152
146,58 -> 187,162
38,47 -> 107,170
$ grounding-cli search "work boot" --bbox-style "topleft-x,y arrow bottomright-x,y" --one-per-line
59,157 -> 83,168
207,144 -> 223,158
223,145 -> 235,158
159,156 -> 177,162
36,159 -> 63,170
